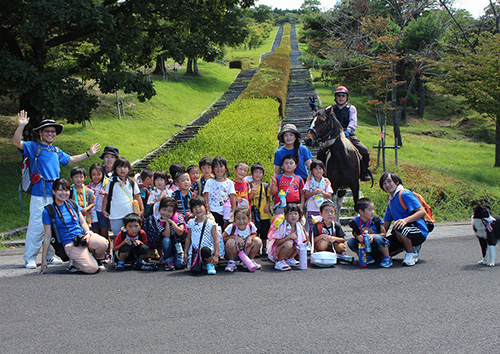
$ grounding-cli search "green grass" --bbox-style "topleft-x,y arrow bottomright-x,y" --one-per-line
0,61 -> 239,232
225,27 -> 279,67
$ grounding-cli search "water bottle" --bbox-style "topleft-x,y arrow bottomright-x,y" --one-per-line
238,249 -> 257,272
358,242 -> 367,267
174,242 -> 184,256
363,230 -> 372,253
223,199 -> 232,220
337,254 -> 354,263
278,190 -> 287,208
298,243 -> 308,270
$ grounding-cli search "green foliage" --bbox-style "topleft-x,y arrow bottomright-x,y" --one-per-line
239,25 -> 291,116
400,11 -> 443,52
150,98 -> 280,180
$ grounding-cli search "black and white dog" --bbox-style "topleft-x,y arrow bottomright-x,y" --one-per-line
472,205 -> 499,267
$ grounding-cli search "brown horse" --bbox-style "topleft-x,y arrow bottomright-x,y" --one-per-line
305,107 -> 372,219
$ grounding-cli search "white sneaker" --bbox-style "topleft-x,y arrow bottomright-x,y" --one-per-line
402,252 -> 416,266
412,245 -> 422,263
46,257 -> 63,265
285,258 -> 299,267
24,259 -> 37,269
275,260 -> 291,271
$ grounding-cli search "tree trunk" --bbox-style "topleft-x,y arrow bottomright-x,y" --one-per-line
186,58 -> 194,75
152,55 -> 165,75
495,115 -> 500,167
19,93 -> 43,141
193,59 -> 199,76
391,61 -> 402,146
417,78 -> 425,117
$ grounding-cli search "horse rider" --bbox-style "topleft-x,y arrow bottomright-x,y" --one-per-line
327,86 -> 371,182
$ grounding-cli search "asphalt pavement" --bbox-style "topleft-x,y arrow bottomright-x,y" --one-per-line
1,222 -> 499,353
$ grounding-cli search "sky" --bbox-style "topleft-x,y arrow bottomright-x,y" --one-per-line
255,0 -> 493,19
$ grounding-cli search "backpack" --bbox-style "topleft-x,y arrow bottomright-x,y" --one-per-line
348,217 -> 382,236
44,199 -> 79,262
106,176 -> 136,214
142,215 -> 165,249
19,143 -> 60,213
393,189 -> 435,232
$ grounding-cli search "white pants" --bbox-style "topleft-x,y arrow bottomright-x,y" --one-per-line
24,195 -> 54,262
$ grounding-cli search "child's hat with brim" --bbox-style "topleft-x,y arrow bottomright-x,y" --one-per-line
33,119 -> 64,135
277,124 -> 301,144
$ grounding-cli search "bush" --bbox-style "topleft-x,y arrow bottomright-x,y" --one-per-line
150,98 -> 280,179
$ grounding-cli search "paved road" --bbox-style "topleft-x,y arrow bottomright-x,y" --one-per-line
1,222 -> 499,353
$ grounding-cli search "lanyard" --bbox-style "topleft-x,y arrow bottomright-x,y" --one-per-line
73,186 -> 86,208
119,179 -> 134,203
283,174 -> 295,197
358,218 -> 370,234
179,191 -> 191,217
91,181 -> 102,205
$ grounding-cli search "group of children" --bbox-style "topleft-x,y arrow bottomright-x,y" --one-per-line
65,146 -> 393,274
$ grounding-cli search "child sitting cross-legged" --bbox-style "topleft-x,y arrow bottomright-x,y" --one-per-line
221,206 -> 262,272
267,204 -> 308,271
312,200 -> 347,255
347,198 -> 392,268
114,213 -> 158,271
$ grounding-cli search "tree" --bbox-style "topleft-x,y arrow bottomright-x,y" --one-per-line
0,0 -> 158,139
433,33 -> 500,167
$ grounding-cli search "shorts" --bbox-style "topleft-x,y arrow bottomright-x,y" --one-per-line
388,223 -> 426,254
91,211 -> 109,230
307,211 -> 320,232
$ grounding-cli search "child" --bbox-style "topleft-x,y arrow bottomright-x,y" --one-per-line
158,197 -> 186,271
221,206 -> 262,272
113,213 -> 158,271
184,196 -> 219,275
88,163 -> 111,258
100,146 -> 119,179
69,166 -> 96,226
312,200 -> 347,255
270,155 -> 305,215
248,163 -> 271,255
348,198 -> 392,268
197,156 -> 213,195
187,165 -> 200,195
203,156 -> 236,228
147,170 -> 171,219
168,163 -> 185,193
102,158 -> 144,237
138,168 -> 154,215
267,204 -> 308,271
172,171 -> 193,221
233,161 -> 251,208
303,160 -> 333,239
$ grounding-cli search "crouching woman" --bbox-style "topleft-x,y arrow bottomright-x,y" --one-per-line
40,178 -> 109,274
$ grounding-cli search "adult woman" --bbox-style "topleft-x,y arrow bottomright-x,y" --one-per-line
40,178 -> 109,274
380,171 -> 428,266
274,124 -> 312,181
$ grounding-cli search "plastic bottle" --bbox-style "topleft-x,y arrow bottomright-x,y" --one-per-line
174,242 -> 184,256
363,230 -> 372,253
337,254 -> 354,263
238,249 -> 257,272
223,199 -> 232,220
278,190 -> 287,208
358,242 -> 367,267
298,243 -> 308,270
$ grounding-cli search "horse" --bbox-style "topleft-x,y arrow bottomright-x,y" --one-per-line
304,107 -> 373,220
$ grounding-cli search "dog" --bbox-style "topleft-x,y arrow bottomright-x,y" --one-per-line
472,204 -> 499,267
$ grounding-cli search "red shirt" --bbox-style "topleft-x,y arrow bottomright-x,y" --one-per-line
273,174 -> 304,205
115,229 -> 148,245
234,180 -> 251,207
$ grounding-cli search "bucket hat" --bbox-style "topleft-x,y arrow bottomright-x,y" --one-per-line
33,119 -> 64,135
99,146 -> 120,159
277,124 -> 301,144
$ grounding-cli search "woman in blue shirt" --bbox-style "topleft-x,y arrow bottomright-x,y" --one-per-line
274,124 -> 312,181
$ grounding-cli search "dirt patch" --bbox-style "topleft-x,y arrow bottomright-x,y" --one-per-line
398,163 -> 461,190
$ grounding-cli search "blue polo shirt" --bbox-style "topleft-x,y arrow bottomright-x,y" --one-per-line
42,202 -> 83,246
274,145 -> 312,181
384,189 -> 428,238
20,141 -> 70,197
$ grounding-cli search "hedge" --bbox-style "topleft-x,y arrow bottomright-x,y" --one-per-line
150,98 -> 280,179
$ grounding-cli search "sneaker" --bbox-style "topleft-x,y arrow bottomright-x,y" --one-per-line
46,257 -> 63,265
164,261 -> 175,271
102,253 -> 112,264
366,255 -> 375,265
24,259 -> 37,269
67,265 -> 80,273
98,262 -> 106,271
380,256 -> 393,268
115,261 -> 125,271
413,245 -> 422,263
225,261 -> 237,272
275,260 -> 291,271
134,260 -> 158,271
252,259 -> 262,270
402,252 -> 416,266
206,263 -> 216,275
262,247 -> 267,256
285,258 -> 299,267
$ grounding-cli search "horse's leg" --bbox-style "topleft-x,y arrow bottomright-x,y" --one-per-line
333,190 -> 346,222
351,181 -> 360,213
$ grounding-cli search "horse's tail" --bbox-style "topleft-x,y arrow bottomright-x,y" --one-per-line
367,169 -> 374,188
